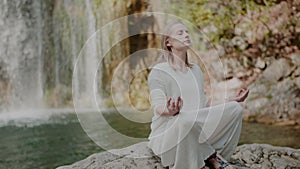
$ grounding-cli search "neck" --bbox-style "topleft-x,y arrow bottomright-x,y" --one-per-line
170,48 -> 188,69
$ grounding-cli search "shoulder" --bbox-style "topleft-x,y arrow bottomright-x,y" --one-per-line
150,62 -> 171,75
190,63 -> 204,76
151,62 -> 169,70
190,63 -> 201,71
148,62 -> 171,82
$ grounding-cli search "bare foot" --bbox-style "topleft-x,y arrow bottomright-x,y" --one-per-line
207,155 -> 234,169
200,166 -> 209,169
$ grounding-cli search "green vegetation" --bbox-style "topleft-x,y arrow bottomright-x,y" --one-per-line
170,0 -> 299,59
170,0 -> 275,44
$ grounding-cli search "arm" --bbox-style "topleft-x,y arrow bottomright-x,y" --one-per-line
205,88 -> 249,107
155,97 -> 183,117
148,67 -> 182,117
227,88 -> 249,102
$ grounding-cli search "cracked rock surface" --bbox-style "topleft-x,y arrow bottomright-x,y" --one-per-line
231,144 -> 300,169
57,142 -> 300,169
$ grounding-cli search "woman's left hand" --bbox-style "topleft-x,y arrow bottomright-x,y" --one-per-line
233,88 -> 249,102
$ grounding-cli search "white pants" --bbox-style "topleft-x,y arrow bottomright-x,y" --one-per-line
149,101 -> 243,169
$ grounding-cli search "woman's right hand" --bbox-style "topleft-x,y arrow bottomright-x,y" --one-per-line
167,97 -> 183,116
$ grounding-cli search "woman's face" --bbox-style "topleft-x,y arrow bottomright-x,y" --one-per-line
167,23 -> 191,50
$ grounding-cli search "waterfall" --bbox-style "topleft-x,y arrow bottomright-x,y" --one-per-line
71,0 -> 100,109
84,0 -> 98,105
34,0 -> 44,109
2,0 -> 45,112
0,0 -> 159,113
64,0 -> 79,104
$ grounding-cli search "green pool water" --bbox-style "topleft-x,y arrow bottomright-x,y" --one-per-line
0,111 -> 299,169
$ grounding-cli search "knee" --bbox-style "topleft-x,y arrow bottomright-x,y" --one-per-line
178,116 -> 197,130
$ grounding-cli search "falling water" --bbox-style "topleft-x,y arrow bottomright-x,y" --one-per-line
9,0 -> 44,111
34,0 -> 44,109
70,0 -> 101,109
84,0 -> 99,105
64,0 -> 79,101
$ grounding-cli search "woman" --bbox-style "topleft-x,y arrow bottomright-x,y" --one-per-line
147,20 -> 249,169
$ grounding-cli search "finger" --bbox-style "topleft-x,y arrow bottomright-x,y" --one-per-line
179,99 -> 183,109
167,97 -> 171,106
244,89 -> 249,98
168,97 -> 174,109
169,98 -> 174,108
175,99 -> 179,110
172,101 -> 176,108
167,102 -> 172,110
239,89 -> 250,102
237,89 -> 244,95
242,89 -> 249,97
176,97 -> 181,108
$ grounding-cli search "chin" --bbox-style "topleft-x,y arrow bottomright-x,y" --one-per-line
184,43 -> 192,47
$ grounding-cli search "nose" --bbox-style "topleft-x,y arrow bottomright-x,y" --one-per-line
184,31 -> 189,38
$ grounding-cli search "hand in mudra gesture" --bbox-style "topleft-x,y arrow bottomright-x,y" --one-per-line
233,88 -> 249,102
167,96 -> 183,116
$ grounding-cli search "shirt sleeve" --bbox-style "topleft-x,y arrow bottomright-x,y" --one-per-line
148,68 -> 167,113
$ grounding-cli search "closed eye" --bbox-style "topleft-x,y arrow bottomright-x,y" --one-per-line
177,30 -> 183,35
177,30 -> 189,35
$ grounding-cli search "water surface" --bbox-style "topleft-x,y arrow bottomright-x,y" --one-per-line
0,111 -> 298,169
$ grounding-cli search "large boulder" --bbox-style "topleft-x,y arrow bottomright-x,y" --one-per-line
244,57 -> 300,124
232,144 -> 300,169
57,142 -> 300,169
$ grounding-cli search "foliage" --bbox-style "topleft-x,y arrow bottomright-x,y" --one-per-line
170,0 -> 277,44
170,0 -> 299,60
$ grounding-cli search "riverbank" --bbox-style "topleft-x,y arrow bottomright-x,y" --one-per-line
57,142 -> 300,169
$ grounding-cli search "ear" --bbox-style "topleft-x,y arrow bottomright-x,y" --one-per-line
166,40 -> 171,47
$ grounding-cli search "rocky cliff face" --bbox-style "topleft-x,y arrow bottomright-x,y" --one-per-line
201,1 -> 300,125
56,142 -> 300,169
245,55 -> 300,125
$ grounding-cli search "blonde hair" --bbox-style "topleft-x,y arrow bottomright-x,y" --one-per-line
161,20 -> 193,69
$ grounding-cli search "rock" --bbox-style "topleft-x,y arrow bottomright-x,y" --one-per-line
246,76 -> 300,123
263,58 -> 294,82
217,77 -> 243,89
57,142 -> 300,169
294,77 -> 300,89
255,58 -> 266,69
290,53 -> 300,66
231,36 -> 248,50
222,58 -> 244,79
231,144 -> 300,169
56,142 -> 164,169
293,67 -> 300,78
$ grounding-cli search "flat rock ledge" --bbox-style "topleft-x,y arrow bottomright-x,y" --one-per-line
57,142 -> 300,169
